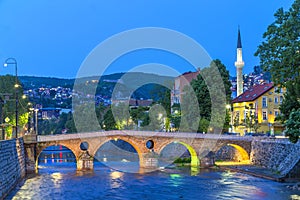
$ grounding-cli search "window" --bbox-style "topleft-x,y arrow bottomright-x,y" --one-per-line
274,96 -> 278,104
262,97 -> 267,108
262,111 -> 267,120
280,96 -> 283,104
244,110 -> 248,122
275,110 -> 279,117
235,111 -> 240,122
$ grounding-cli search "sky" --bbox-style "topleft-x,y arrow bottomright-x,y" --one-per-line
0,0 -> 295,79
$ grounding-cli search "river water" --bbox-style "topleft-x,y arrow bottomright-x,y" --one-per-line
5,147 -> 300,200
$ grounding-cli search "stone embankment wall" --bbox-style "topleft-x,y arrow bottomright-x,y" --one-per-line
250,138 -> 300,178
0,138 -> 26,199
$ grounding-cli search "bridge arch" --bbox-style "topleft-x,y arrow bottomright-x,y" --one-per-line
215,143 -> 250,163
36,144 -> 77,169
158,141 -> 199,167
90,136 -> 143,166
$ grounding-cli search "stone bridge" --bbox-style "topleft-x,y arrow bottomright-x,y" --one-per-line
25,131 -> 253,171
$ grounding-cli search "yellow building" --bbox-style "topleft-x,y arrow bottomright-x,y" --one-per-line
232,83 -> 285,135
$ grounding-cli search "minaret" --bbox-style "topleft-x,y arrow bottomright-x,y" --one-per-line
235,28 -> 244,96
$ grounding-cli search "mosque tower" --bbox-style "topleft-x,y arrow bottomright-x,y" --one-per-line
235,28 -> 244,96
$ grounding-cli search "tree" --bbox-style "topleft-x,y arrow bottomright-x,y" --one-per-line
0,75 -> 29,137
285,109 -> 300,143
255,0 -> 300,87
150,83 -> 171,116
187,59 -> 232,132
277,78 -> 300,123
255,0 -> 300,142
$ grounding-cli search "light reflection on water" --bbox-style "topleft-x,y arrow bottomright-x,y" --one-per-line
5,162 -> 300,200
5,149 -> 300,200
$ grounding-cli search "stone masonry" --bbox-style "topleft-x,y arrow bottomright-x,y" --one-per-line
250,138 -> 300,178
0,138 -> 26,199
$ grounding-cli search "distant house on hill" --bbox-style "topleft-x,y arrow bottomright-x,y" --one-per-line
112,98 -> 153,108
38,107 -> 61,120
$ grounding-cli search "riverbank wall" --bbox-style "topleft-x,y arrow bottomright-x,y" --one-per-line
0,138 -> 26,200
250,138 -> 300,179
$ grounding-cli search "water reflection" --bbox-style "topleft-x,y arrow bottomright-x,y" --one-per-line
110,171 -> 124,189
7,163 -> 300,200
169,174 -> 182,187
38,145 -> 76,165
7,147 -> 299,200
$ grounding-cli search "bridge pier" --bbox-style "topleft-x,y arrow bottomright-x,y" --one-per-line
140,151 -> 159,169
23,134 -> 37,173
77,151 -> 94,171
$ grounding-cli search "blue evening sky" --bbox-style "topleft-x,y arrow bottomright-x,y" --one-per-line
0,1 -> 295,78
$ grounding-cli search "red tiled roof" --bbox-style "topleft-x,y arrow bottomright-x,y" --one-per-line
179,71 -> 200,83
232,83 -> 274,103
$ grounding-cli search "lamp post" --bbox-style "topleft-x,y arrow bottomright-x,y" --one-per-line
226,104 -> 233,132
4,58 -> 18,138
34,109 -> 39,135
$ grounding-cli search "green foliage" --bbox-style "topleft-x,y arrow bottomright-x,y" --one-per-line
174,157 -> 191,164
242,114 -> 260,133
150,83 -> 171,116
0,75 -> 29,136
255,0 -> 300,142
255,0 -> 300,87
184,59 -> 231,132
278,78 -> 300,123
285,109 -> 300,143
198,118 -> 209,133
102,108 -> 117,131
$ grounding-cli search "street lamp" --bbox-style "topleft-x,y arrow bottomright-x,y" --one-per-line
4,58 -> 18,138
34,109 -> 39,135
226,104 -> 233,132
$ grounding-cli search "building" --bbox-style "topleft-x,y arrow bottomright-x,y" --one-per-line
171,71 -> 200,107
232,83 -> 285,135
38,108 -> 61,120
235,28 -> 245,97
112,98 -> 153,108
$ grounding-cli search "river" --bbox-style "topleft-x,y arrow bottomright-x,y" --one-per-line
5,146 -> 300,200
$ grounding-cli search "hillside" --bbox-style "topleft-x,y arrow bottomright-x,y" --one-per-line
19,72 -> 174,100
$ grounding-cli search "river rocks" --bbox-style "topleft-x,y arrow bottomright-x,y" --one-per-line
286,183 -> 300,191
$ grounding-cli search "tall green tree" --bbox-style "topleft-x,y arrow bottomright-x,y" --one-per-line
255,0 -> 300,87
285,109 -> 300,143
150,83 -> 171,116
186,59 -> 231,132
255,0 -> 300,142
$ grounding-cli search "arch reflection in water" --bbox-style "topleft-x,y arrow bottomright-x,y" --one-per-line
94,139 -> 139,173
38,145 -> 77,169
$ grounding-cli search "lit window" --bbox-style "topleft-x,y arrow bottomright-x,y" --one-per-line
274,96 -> 278,104
262,97 -> 267,108
262,111 -> 267,120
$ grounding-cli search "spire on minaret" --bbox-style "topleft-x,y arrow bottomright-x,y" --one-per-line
237,27 -> 242,49
235,26 -> 245,97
